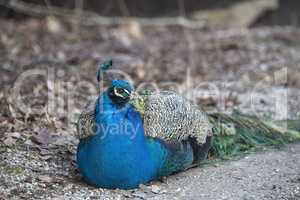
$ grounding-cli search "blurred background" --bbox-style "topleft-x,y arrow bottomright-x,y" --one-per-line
1,0 -> 300,26
1,0 -> 300,118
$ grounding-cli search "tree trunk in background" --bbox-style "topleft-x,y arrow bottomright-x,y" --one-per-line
1,0 -> 300,27
0,0 -> 250,17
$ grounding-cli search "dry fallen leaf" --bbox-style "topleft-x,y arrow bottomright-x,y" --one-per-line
37,175 -> 53,183
3,137 -> 16,146
6,132 -> 21,139
46,16 -> 62,34
39,155 -> 52,161
39,149 -> 52,156
126,20 -> 143,40
30,128 -> 55,146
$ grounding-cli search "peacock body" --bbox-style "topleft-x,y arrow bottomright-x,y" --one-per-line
76,80 -> 213,189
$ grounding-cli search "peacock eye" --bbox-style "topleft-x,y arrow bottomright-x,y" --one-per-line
114,87 -> 130,98
116,88 -> 125,94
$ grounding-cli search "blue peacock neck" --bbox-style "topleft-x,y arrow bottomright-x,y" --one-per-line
94,91 -> 146,143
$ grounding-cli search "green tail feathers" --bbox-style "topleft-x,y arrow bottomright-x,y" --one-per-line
208,112 -> 300,159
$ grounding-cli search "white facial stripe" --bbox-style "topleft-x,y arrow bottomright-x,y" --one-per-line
123,89 -> 130,95
114,88 -> 130,99
114,88 -> 123,98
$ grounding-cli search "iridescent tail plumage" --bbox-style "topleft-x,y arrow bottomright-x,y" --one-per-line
208,112 -> 300,159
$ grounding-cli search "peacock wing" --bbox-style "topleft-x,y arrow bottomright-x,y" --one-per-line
131,91 -> 212,144
76,100 -> 97,139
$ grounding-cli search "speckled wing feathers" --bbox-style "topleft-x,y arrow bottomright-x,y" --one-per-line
76,100 -> 97,139
140,91 -> 212,144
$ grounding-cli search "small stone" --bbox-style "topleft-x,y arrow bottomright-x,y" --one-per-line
151,185 -> 160,194
160,189 -> 167,194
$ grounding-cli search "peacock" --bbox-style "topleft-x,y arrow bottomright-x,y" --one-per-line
76,60 -> 300,189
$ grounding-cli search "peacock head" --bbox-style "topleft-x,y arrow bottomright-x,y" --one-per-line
107,80 -> 133,105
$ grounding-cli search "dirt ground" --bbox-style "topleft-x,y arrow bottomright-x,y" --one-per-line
0,18 -> 300,199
